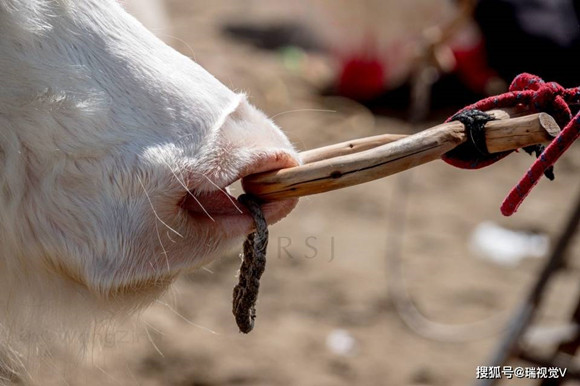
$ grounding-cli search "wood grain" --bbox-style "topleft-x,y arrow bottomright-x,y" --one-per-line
242,111 -> 560,201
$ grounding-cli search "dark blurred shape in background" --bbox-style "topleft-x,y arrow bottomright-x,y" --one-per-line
223,22 -> 323,52
222,0 -> 580,120
475,0 -> 580,87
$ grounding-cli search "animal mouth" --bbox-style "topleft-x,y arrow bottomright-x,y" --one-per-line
180,151 -> 299,237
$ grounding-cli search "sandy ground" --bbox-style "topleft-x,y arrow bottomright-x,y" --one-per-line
35,1 -> 580,385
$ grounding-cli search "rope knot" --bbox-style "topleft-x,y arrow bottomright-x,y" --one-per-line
508,73 -> 544,92
532,82 -> 564,107
502,75 -> 577,215
509,74 -> 571,126
442,109 -> 511,169
443,72 -> 579,216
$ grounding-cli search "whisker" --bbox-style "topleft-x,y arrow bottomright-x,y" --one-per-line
148,260 -> 163,279
182,192 -> 215,222
201,266 -> 214,274
269,108 -> 336,120
153,218 -> 171,273
95,364 -> 122,385
143,321 -> 165,336
153,32 -> 198,62
155,300 -> 219,335
162,161 -> 216,222
125,364 -> 139,384
195,171 -> 243,214
137,174 -> 177,273
144,327 -> 165,358
136,175 -> 184,238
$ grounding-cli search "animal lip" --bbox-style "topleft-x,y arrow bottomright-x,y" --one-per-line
181,151 -> 299,232
181,190 -> 243,216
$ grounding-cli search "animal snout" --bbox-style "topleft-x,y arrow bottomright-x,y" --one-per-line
0,0 -> 303,370
175,98 -> 300,237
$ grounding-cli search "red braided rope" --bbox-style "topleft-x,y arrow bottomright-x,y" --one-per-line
501,75 -> 580,215
443,73 -> 580,216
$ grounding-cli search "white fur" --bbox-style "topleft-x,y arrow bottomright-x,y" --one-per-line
0,0 -> 298,379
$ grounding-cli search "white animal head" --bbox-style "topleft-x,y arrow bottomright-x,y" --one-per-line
0,0 -> 299,340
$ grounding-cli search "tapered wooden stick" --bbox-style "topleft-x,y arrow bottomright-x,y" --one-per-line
243,111 -> 560,201
300,107 -> 531,163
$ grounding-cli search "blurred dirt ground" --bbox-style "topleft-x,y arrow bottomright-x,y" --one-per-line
39,1 -> 580,385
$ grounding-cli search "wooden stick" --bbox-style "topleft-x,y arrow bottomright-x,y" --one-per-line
242,112 -> 560,201
299,108 -> 531,163
484,113 -> 560,153
300,133 -> 407,164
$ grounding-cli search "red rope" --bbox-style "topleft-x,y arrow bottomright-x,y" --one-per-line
443,73 -> 580,216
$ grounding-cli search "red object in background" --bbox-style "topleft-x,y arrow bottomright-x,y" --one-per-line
452,39 -> 498,94
337,55 -> 386,101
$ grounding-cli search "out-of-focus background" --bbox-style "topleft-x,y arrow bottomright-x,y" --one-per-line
44,0 -> 580,385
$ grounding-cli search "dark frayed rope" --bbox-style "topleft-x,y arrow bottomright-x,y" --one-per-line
443,109 -> 510,169
448,109 -> 555,181
451,109 -> 495,156
232,194 -> 268,333
523,144 -> 555,181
